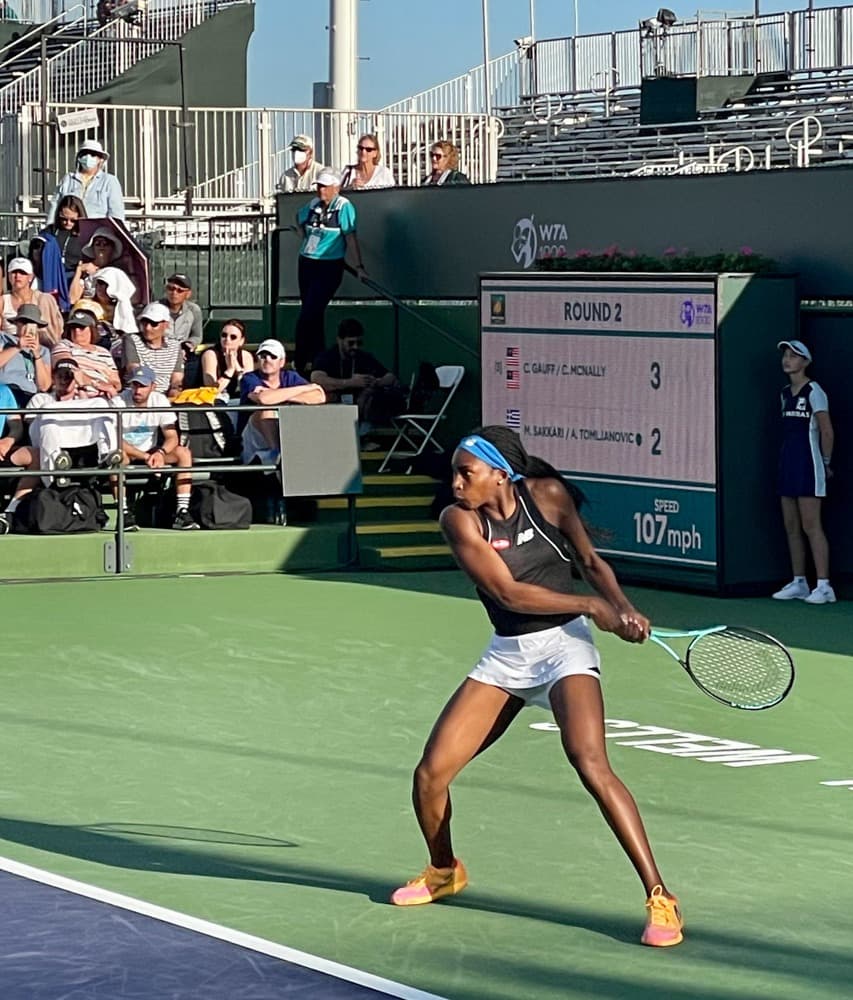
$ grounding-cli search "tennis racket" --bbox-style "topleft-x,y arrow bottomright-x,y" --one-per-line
648,626 -> 795,710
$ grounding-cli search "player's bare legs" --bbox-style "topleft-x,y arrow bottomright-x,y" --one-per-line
780,496 -> 807,577
797,496 -> 829,579
549,674 -> 669,896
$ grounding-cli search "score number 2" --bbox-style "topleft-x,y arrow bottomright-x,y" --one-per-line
649,362 -> 662,455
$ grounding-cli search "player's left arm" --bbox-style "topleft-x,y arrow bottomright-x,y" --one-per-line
531,477 -> 650,639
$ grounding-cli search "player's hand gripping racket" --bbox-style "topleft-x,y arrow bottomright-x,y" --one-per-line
648,626 -> 795,710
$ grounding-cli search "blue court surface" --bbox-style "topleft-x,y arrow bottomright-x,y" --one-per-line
0,858 -> 445,1000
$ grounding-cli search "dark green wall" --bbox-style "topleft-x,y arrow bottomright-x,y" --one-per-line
80,5 -> 254,107
276,165 -> 853,301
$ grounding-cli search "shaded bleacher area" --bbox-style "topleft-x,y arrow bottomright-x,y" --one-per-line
496,69 -> 853,180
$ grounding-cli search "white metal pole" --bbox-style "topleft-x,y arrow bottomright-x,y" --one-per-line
575,0 -> 579,38
529,0 -> 535,41
482,0 -> 492,116
328,0 -> 358,173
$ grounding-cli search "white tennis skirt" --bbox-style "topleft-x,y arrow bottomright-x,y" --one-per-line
468,616 -> 601,710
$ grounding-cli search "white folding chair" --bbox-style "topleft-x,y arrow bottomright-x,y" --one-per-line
378,365 -> 465,474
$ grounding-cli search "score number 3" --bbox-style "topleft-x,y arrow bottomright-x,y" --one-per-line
649,363 -> 662,455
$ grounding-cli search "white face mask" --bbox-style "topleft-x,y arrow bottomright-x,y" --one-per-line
293,150 -> 308,166
78,154 -> 100,171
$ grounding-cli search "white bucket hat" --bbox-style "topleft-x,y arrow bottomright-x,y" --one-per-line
78,138 -> 109,161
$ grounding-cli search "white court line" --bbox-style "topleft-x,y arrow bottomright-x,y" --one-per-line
0,855 -> 448,1000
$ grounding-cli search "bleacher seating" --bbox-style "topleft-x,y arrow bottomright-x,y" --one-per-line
496,70 -> 853,181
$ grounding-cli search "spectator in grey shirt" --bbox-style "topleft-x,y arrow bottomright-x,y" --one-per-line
158,272 -> 203,348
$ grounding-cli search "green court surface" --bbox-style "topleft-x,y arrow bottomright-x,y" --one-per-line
0,571 -> 850,999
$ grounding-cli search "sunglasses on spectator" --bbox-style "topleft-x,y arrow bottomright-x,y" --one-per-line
139,318 -> 165,327
166,283 -> 189,292
430,152 -> 444,159
220,332 -> 241,341
357,145 -> 377,152
58,215 -> 78,224
257,350 -> 277,360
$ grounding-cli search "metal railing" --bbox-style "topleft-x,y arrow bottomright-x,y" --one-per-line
17,102 -> 501,216
0,0 -> 253,117
387,5 -> 853,116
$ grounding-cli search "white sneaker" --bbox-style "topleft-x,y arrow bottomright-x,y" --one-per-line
804,585 -> 837,605
772,580 -> 809,600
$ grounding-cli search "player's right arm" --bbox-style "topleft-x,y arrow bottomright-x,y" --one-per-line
439,504 -> 623,631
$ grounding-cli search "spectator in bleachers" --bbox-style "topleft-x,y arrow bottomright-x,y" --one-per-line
91,266 -> 138,341
113,363 -> 199,532
29,232 -> 70,313
311,317 -> 406,447
277,134 -> 325,194
158,272 -> 203,348
238,338 -> 324,464
200,318 -> 254,401
340,134 -> 396,191
423,140 -> 470,186
47,195 -> 87,285
0,357 -> 121,529
68,225 -> 126,304
51,310 -> 121,399
0,379 -> 25,495
0,304 -> 53,406
1,258 -> 63,345
120,302 -> 184,398
48,139 -> 126,224
294,169 -> 365,373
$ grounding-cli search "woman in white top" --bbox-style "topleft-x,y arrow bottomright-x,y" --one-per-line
340,134 -> 396,191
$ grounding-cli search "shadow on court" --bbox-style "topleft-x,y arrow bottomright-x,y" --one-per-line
2,813 -> 849,1000
308,570 -> 853,657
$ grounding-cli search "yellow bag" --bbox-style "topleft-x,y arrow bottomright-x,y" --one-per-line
173,386 -> 219,406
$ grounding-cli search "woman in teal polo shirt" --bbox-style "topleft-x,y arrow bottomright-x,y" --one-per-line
294,169 -> 365,373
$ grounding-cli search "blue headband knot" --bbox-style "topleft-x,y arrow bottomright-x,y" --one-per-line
457,435 -> 523,481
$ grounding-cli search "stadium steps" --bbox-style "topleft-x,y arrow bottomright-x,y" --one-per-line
317,445 -> 455,570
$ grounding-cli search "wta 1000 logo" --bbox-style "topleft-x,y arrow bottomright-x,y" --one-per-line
680,299 -> 713,329
511,215 -> 568,268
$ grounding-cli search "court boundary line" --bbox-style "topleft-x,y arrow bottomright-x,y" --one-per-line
0,854 -> 447,1000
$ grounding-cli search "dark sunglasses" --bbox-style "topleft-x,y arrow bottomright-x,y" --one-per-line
166,283 -> 189,292
430,152 -> 444,159
357,145 -> 377,152
256,350 -> 277,360
58,215 -> 78,224
139,318 -> 164,327
220,333 -> 241,341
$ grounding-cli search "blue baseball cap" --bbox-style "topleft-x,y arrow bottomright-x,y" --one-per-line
128,364 -> 156,386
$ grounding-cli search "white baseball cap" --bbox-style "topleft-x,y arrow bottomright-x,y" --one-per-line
7,256 -> 34,275
256,339 -> 286,360
315,169 -> 341,187
777,340 -> 812,362
138,301 -> 171,325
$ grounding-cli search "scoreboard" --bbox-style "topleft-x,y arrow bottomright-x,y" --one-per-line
481,274 -> 719,586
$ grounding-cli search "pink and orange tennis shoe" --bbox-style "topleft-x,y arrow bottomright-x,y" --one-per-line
641,884 -> 684,947
390,859 -> 468,906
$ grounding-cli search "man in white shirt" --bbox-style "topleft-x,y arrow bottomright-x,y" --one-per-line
277,135 -> 326,194
114,364 -> 198,530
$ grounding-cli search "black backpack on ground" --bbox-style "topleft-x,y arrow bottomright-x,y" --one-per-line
13,485 -> 108,535
189,481 -> 252,530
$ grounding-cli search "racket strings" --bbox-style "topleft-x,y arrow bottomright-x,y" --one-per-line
686,627 -> 794,709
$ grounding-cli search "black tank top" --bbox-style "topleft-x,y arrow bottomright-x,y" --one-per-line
475,479 -> 577,637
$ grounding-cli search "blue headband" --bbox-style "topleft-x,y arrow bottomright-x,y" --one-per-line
457,435 -> 523,481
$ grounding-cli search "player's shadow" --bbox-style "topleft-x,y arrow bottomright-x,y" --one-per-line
0,813 -> 850,988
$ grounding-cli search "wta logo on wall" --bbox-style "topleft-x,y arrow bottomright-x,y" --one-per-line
511,215 -> 569,268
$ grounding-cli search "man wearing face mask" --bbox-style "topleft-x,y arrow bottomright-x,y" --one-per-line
48,139 -> 126,224
277,135 -> 325,194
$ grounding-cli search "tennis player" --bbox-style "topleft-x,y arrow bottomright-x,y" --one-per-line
772,341 -> 836,604
390,426 -> 683,947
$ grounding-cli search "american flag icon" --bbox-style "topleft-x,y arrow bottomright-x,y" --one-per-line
506,369 -> 520,390
506,408 -> 521,430
505,346 -> 520,369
